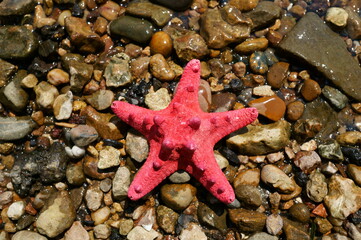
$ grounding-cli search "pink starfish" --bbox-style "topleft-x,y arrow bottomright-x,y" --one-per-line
111,59 -> 258,204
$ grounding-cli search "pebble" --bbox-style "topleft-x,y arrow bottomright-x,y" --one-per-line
53,91 -> 73,120
266,214 -> 283,235
160,184 -> 196,211
322,85 -> 348,110
91,206 -> 111,225
85,182 -> 103,211
119,218 -> 133,235
325,7 -> 348,27
248,232 -> 278,240
301,79 -> 321,101
152,0 -> 192,11
244,1 -> 282,30
94,224 -> 111,239
179,223 -> 207,240
104,53 -> 132,87
267,62 -> 289,89
36,191 -> 76,238
235,37 -> 268,55
228,208 -> 267,232
0,117 -> 36,141
252,85 -> 274,97
232,61 -> 246,78
233,169 -> 260,189
324,175 -> 361,219
0,58 -> 16,87
12,231 -> 47,240
228,0 -> 259,12
85,89 -> 114,111
294,151 -> 321,173
64,221 -> 89,240
211,92 -> 236,112
235,185 -> 262,208
248,95 -> 286,121
156,205 -> 179,234
149,54 -> 175,81
7,201 -> 25,220
249,51 -> 268,74
227,120 -> 291,155
145,88 -> 171,110
21,74 -> 38,88
150,31 -> 173,57
200,5 -> 252,49
337,131 -> 361,146
315,217 -> 333,234
347,164 -> 361,186
198,79 -> 212,112
66,161 -> 85,186
289,203 -> 310,223
261,164 -> 295,193
282,218 -> 310,240
109,16 -> 154,43
198,202 -> 227,231
318,140 -> 344,161
98,146 -> 120,169
345,6 -> 361,39
112,166 -> 131,200
34,81 -> 59,110
130,56 -> 150,80
169,171 -> 191,183
214,151 -> 229,169
126,1 -> 172,27
98,1 -> 122,21
68,61 -> 93,93
125,43 -> 142,59
286,101 -> 304,121
126,130 -> 149,163
127,226 -> 160,240
70,125 -> 98,147
65,145 -> 86,159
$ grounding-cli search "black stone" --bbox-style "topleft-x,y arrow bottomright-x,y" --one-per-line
103,139 -> 123,148
38,40 -> 58,60
150,0 -> 192,11
72,3 -> 84,18
342,147 -> 361,166
294,171 -> 308,187
219,147 -> 240,165
229,78 -> 244,92
27,57 -> 57,78
40,24 -> 66,41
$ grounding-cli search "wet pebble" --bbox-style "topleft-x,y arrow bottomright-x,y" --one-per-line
244,1 -> 282,30
149,54 -> 175,81
21,74 -> 38,89
289,203 -> 310,223
322,85 -> 348,110
294,151 -> 321,173
347,164 -> 361,186
0,117 -> 36,141
248,95 -> 286,121
337,131 -> 361,146
198,202 -> 227,231
345,7 -> 361,39
47,68 -> 70,86
235,185 -> 262,208
228,208 -> 267,232
249,51 -> 268,74
85,89 -> 114,111
150,31 -> 173,57
286,100 -> 304,121
98,1 -> 122,21
325,7 -> 348,27
235,37 -> 268,55
152,0 -> 192,11
318,140 -> 344,161
53,91 -> 73,120
266,62 -> 289,89
126,1 -> 172,27
211,92 -> 236,112
301,79 -> 321,101
228,0 -> 259,12
68,61 -> 93,93
160,184 -> 196,211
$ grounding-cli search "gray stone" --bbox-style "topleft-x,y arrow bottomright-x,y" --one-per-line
126,2 -> 172,27
200,5 -> 252,49
227,120 -> 291,155
112,166 -> 131,200
98,146 -> 120,169
248,232 -> 278,240
0,71 -> 29,112
197,202 -> 227,232
151,0 -> 192,11
0,26 -> 39,59
0,59 -> 17,87
12,230 -> 47,240
278,12 -> 361,101
126,129 -> 149,163
235,185 -> 262,208
244,1 -> 282,30
0,117 -> 36,141
322,85 -> 348,110
85,89 -> 114,111
69,61 -> 93,93
228,208 -> 267,232
261,164 -> 295,193
0,0 -> 36,16
169,170 -> 191,183
104,53 -> 132,87
70,125 -> 98,147
318,140 -> 344,161
36,191 -> 76,238
307,170 -> 328,202
160,184 -> 196,211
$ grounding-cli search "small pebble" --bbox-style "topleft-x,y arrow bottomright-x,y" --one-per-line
150,31 -> 173,57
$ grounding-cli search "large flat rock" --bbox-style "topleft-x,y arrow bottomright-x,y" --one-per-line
278,12 -> 361,101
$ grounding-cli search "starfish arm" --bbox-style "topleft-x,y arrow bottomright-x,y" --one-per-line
128,146 -> 178,201
171,59 -> 202,110
207,107 -> 258,144
111,101 -> 156,136
186,150 -> 235,204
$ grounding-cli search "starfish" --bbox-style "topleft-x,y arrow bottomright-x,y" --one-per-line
111,59 -> 258,204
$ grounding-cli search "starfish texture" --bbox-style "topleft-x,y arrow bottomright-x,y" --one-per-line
111,59 -> 258,204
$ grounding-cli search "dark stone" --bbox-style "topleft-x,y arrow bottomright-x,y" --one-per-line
38,40 -> 58,60
40,24 -> 66,41
16,214 -> 36,230
0,0 -> 36,16
10,142 -> 70,197
0,58 -> 17,87
109,16 -> 154,43
150,0 -> 192,11
342,147 -> 361,166
244,1 -> 282,30
0,26 -> 39,59
28,57 -> 57,78
197,202 -> 227,232
294,171 -> 308,187
219,147 -> 240,165
72,3 -> 84,18
277,12 -> 361,101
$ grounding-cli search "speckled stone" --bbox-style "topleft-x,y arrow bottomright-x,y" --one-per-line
160,184 -> 196,211
235,38 -> 268,55
249,51 -> 268,74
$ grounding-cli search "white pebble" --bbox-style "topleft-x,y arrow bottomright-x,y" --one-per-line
7,201 -> 25,220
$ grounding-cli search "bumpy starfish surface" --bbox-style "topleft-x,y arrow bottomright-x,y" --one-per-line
111,59 -> 258,204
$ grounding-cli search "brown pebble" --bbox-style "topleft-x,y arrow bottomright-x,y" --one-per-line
286,101 -> 304,121
150,31 -> 173,57
125,43 -> 142,59
289,5 -> 306,18
149,54 -> 175,81
94,16 -> 108,35
267,62 -> 289,89
232,62 -> 246,78
248,95 -> 286,121
301,79 -> 321,101
228,0 -> 259,11
235,38 -> 268,55
266,30 -> 283,46
289,203 -> 310,223
31,111 -> 45,125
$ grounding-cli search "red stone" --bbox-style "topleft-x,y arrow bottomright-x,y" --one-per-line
112,60 -> 258,204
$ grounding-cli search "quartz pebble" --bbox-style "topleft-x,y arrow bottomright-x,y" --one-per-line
325,7 -> 348,27
7,201 -> 25,220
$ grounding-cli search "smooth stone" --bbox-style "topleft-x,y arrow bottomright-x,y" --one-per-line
112,166 -> 131,200
98,1 -> 122,21
324,175 -> 361,219
200,5 -> 252,49
289,203 -> 310,223
244,1 -> 282,30
197,202 -> 227,231
228,208 -> 267,232
65,145 -> 86,159
179,223 -> 207,240
85,89 -> 114,111
0,0 -> 36,16
233,168 -> 260,188
286,101 -> 304,121
198,79 -> 212,112
322,85 -> 348,110
315,217 -> 333,234
156,205 -> 179,234
166,26 -> 208,61
277,12 -> 361,101
249,51 -> 268,74
64,16 -> 104,53
0,26 -> 39,59
53,91 -> 73,120
0,117 -> 36,141
294,151 -> 321,173
160,184 -> 196,211
91,206 -> 111,225
150,31 -> 173,57
104,53 -> 132,87
145,88 -> 171,110
211,92 -> 236,112
94,224 -> 110,239
248,232 -> 278,240
85,182 -> 103,211
64,221 -> 89,240
337,131 -> 361,146
149,54 -> 175,81
36,191 -> 76,238
150,0 -> 192,11
130,56 -> 150,80
325,7 -> 348,27
228,0 -> 259,12
318,140 -> 344,161
169,171 -> 191,183
34,81 -> 59,109
125,129 -> 149,163
109,16 -> 154,43
307,170 -> 328,202
347,164 -> 361,186
12,231 -> 47,240
70,125 -> 98,147
282,218 -> 310,240
227,120 -> 291,155
301,79 -> 321,101
235,38 -> 268,55
214,151 -> 229,170
248,95 -> 286,121
126,2 -> 172,27
261,164 -> 295,193
345,7 -> 361,39
66,161 -> 86,186
7,201 -> 25,220
68,61 -> 93,93
267,62 -> 289,89
235,185 -> 262,208
0,59 -> 17,87
0,72 -> 29,112
127,226 -> 159,240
